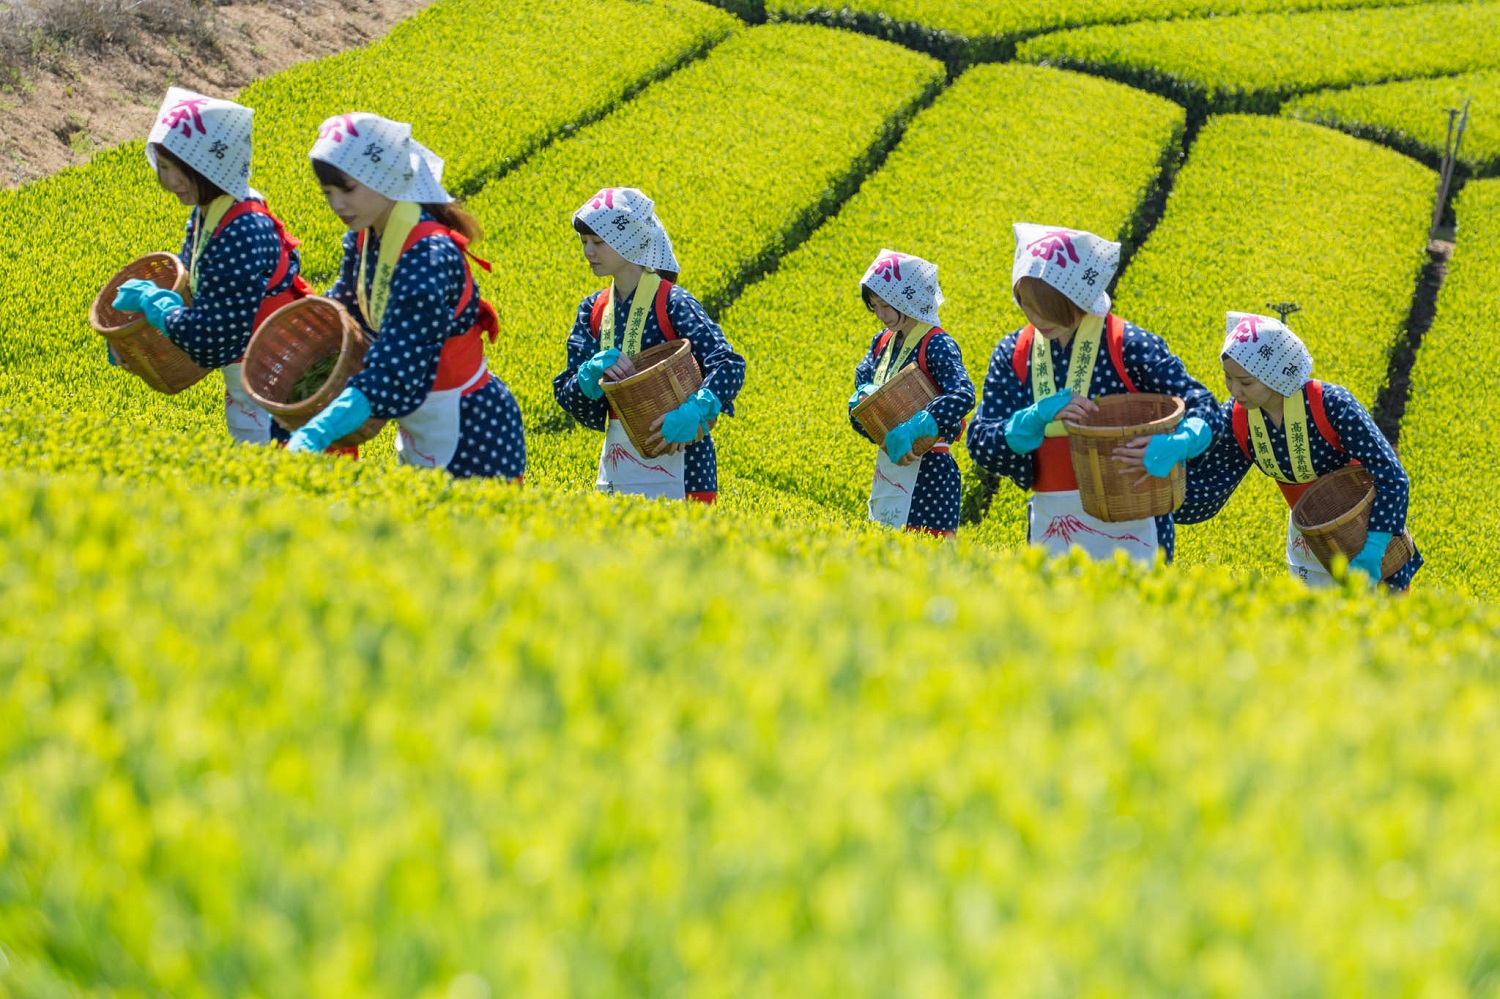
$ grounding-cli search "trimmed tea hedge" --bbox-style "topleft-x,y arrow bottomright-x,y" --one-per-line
1284,72 -> 1500,175
1017,2 -> 1500,115
756,0 -> 1453,64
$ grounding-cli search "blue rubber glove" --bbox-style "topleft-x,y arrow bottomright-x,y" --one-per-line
111,278 -> 158,314
1349,530 -> 1393,582
848,382 -> 877,408
287,386 -> 372,454
1004,388 -> 1074,455
139,286 -> 185,330
576,348 -> 622,401
1142,416 -> 1212,477
885,409 -> 938,463
660,387 -> 722,444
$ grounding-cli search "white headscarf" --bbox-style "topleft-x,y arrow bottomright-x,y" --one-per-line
573,187 -> 679,273
146,87 -> 253,201
1011,223 -> 1119,317
308,113 -> 452,204
1221,312 -> 1315,396
859,248 -> 943,326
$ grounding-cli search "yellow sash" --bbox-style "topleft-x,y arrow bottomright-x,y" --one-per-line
357,200 -> 423,334
873,324 -> 933,387
1033,314 -> 1103,437
1246,388 -> 1318,484
189,195 -> 236,296
599,273 -> 662,357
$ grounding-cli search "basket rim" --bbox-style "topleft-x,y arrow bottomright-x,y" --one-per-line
602,339 -> 692,392
1063,392 -> 1185,438
1291,466 -> 1376,533
241,296 -> 358,416
92,252 -> 188,337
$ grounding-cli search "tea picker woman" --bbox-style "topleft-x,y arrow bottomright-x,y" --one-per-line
1176,313 -> 1423,589
848,249 -> 975,537
111,87 -> 311,444
287,113 -> 526,481
553,188 -> 745,502
966,224 -> 1223,563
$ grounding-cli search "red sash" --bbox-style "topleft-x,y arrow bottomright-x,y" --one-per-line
357,222 -> 500,395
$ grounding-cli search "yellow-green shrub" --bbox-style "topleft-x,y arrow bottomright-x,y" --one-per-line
2,468 -> 1499,996
1017,3 -> 1500,115
1284,72 -> 1500,175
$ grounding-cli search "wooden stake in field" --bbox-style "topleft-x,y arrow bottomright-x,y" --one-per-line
1431,98 -> 1470,241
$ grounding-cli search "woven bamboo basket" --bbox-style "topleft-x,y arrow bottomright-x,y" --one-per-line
1290,465 -> 1417,578
90,253 -> 209,395
240,296 -> 387,448
850,363 -> 941,457
1063,393 -> 1186,522
601,340 -> 703,459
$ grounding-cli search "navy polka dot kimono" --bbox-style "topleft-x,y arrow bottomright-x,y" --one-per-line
850,329 -> 976,533
163,200 -> 301,441
328,210 -> 526,480
553,282 -> 746,498
965,319 -> 1224,561
164,200 -> 299,368
1178,382 -> 1423,589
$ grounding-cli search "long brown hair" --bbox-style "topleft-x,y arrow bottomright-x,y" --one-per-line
312,158 -> 483,243
151,142 -> 230,205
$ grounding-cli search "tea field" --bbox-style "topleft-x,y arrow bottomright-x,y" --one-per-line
3,0 -> 1499,994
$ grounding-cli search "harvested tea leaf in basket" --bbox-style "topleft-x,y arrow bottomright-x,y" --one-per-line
288,355 -> 338,404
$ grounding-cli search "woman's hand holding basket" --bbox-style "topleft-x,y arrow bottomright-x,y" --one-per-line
885,410 -> 937,465
287,386 -> 371,454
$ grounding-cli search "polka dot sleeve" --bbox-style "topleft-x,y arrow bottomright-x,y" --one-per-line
161,210 -> 281,370
552,292 -> 609,432
920,331 -> 976,435
664,285 -> 745,414
849,330 -> 883,442
325,231 -> 361,316
1323,382 -> 1410,535
1177,401 -> 1252,525
964,330 -> 1038,490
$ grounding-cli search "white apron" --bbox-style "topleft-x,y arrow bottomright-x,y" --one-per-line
596,419 -> 686,500
1286,512 -> 1336,588
869,450 -> 924,529
1029,489 -> 1159,564
395,365 -> 488,470
222,363 -> 276,445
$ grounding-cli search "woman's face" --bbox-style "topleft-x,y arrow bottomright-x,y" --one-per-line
321,176 -> 396,232
1223,356 -> 1279,409
870,294 -> 910,331
1015,284 -> 1080,341
580,234 -> 629,278
155,157 -> 197,207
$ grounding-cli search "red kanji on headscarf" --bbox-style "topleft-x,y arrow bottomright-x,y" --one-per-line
319,115 -> 361,143
1026,229 -> 1082,268
1231,316 -> 1265,343
589,188 -> 617,210
161,98 -> 209,139
872,251 -> 905,282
